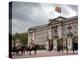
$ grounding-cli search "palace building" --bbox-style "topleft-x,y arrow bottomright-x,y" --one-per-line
28,16 -> 78,51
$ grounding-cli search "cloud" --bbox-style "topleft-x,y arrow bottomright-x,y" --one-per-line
9,2 -> 78,34
61,5 -> 78,17
11,2 -> 49,34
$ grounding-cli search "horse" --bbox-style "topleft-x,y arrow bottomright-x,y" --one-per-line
11,46 -> 26,56
25,44 -> 39,55
20,46 -> 26,55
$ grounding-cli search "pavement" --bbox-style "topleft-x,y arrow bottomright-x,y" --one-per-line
12,50 -> 78,59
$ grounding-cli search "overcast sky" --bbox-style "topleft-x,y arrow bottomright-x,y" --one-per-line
9,1 -> 78,34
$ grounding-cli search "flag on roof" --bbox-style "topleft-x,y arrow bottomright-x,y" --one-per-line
55,5 -> 61,13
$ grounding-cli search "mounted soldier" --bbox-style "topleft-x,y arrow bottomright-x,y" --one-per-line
27,40 -> 39,55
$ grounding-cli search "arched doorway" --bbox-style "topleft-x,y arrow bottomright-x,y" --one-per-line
72,36 -> 78,51
48,40 -> 53,51
57,38 -> 63,52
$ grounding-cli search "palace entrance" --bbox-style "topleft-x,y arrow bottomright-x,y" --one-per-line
57,38 -> 63,51
48,40 -> 53,51
72,36 -> 78,51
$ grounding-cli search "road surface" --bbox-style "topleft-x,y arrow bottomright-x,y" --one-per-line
12,50 -> 78,59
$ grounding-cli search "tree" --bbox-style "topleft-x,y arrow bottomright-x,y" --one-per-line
19,32 -> 28,46
12,32 -> 28,46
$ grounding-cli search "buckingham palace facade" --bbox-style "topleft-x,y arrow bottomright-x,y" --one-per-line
28,16 -> 78,51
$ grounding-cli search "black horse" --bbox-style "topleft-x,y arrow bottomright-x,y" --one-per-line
11,46 -> 25,56
25,44 -> 39,55
11,45 -> 39,56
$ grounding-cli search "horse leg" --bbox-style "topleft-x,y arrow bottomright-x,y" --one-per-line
29,50 -> 31,55
27,50 -> 28,53
21,51 -> 23,56
24,49 -> 25,54
34,50 -> 37,55
21,50 -> 24,56
16,51 -> 18,56
22,50 -> 25,55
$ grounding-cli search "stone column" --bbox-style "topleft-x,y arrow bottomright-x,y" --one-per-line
46,41 -> 49,50
52,27 -> 58,50
67,37 -> 72,50
48,28 -> 52,39
28,33 -> 32,45
58,25 -> 62,39
47,27 -> 53,50
53,40 -> 57,50
67,25 -> 73,51
32,31 -> 36,44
